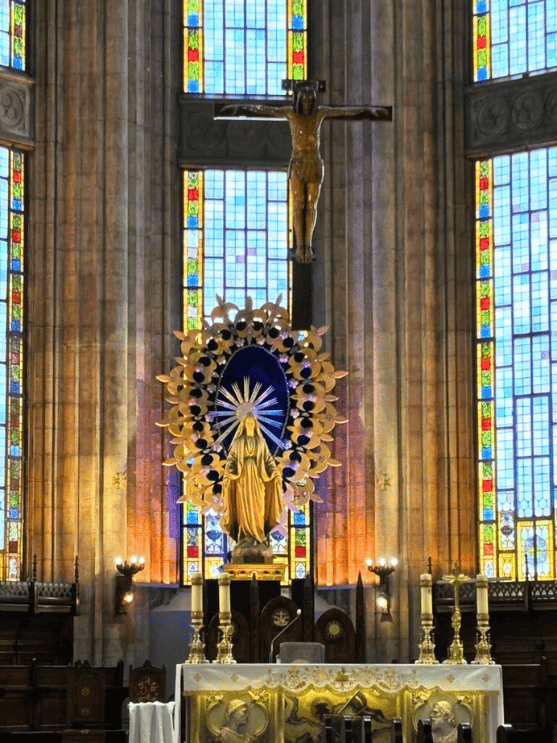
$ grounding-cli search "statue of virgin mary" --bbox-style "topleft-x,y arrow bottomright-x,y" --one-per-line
221,413 -> 284,556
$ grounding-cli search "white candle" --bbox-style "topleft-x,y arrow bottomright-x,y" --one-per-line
191,571 -> 203,613
476,573 -> 489,615
420,573 -> 433,615
218,571 -> 231,614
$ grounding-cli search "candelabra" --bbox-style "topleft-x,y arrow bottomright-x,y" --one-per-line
214,611 -> 236,664
365,557 -> 398,614
114,556 -> 145,614
185,609 -> 209,664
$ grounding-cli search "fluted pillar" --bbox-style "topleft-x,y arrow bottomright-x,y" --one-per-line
28,0 -> 181,664
313,0 -> 475,661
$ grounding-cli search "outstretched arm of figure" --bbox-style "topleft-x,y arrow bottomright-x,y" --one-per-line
219,103 -> 289,119
320,105 -> 392,121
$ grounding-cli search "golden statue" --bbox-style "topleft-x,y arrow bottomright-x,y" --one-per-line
221,82 -> 392,264
222,413 -> 284,560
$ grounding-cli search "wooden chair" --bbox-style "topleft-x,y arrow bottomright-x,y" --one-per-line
417,719 -> 433,743
128,659 -> 166,703
391,718 -> 403,743
62,660 -> 106,742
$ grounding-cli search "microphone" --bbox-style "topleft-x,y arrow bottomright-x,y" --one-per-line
269,608 -> 302,663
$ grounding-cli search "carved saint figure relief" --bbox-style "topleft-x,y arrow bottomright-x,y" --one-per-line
222,413 -> 284,559
430,701 -> 458,743
207,697 -> 269,743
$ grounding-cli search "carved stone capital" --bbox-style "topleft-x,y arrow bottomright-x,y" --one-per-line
465,71 -> 557,157
0,73 -> 32,146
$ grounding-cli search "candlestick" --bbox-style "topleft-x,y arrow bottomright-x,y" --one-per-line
420,573 -> 433,615
218,571 -> 231,614
476,573 -> 488,615
214,611 -> 236,664
415,575 -> 438,665
185,608 -> 209,664
191,571 -> 203,613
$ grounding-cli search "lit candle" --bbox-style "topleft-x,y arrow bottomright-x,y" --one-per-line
218,571 -> 231,614
420,573 -> 433,615
191,571 -> 203,614
476,573 -> 489,615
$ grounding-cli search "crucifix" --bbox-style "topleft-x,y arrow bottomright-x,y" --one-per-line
442,563 -> 472,665
216,80 -> 392,328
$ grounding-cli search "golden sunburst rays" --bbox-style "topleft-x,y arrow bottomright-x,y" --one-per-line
157,295 -> 347,514
211,376 -> 288,452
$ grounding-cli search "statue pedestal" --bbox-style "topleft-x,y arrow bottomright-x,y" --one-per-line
223,563 -> 287,581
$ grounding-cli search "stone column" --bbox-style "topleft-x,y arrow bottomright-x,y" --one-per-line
313,0 -> 475,661
28,0 -> 181,664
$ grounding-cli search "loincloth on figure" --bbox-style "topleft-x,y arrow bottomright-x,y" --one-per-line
288,155 -> 324,184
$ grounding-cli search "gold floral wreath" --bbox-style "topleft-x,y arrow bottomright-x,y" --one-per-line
157,296 -> 346,516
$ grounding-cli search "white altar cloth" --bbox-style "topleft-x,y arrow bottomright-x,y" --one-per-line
129,700 -> 175,743
174,663 -> 504,743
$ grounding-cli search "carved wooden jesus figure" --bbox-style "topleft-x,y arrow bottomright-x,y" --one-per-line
221,81 -> 392,264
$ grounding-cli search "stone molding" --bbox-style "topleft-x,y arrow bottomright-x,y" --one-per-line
179,98 -> 290,167
465,71 -> 557,156
0,72 -> 32,147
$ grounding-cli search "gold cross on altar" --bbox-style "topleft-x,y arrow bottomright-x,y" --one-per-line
442,563 -> 472,609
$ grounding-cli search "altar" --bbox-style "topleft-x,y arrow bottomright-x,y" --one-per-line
174,663 -> 504,743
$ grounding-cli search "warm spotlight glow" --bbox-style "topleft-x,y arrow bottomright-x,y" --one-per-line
123,591 -> 134,604
131,556 -> 138,564
365,558 -> 372,567
139,556 -> 145,565
378,557 -> 386,567
376,593 -> 389,612
391,558 -> 398,567
115,557 -> 123,566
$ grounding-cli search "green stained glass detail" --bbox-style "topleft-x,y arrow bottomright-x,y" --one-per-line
477,50 -> 487,67
477,16 -> 487,36
292,32 -> 304,51
187,318 -> 198,331
188,291 -> 198,306
479,222 -> 489,237
482,463 -> 492,478
14,5 -> 23,24
188,62 -> 200,80
480,252 -> 489,266
292,0 -> 304,16
484,493 -> 494,508
481,431 -> 492,447
189,173 -> 199,188
292,65 -> 304,79
12,246 -> 20,258
480,161 -> 489,177
187,258 -> 198,276
480,282 -> 490,297
482,344 -> 490,358
481,311 -> 490,325
484,525 -> 494,541
188,0 -> 199,12
188,202 -> 198,216
189,31 -> 199,50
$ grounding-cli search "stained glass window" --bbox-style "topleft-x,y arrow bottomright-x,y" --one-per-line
184,0 -> 307,95
0,149 -> 24,581
0,0 -> 26,70
182,167 -> 310,584
476,148 -> 557,580
473,0 -> 557,81
183,169 -> 290,328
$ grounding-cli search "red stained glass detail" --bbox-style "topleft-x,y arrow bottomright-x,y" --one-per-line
188,49 -> 199,61
10,480 -> 18,490
483,543 -> 494,556
12,172 -> 21,183
481,357 -> 491,370
481,418 -> 491,431
295,547 -> 306,558
12,292 -> 20,304
14,26 -> 22,38
292,51 -> 304,64
479,177 -> 489,191
476,36 -> 486,49
187,546 -> 199,557
188,189 -> 199,201
482,479 -> 493,492
480,297 -> 490,310
12,230 -> 20,242
480,237 -> 489,250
